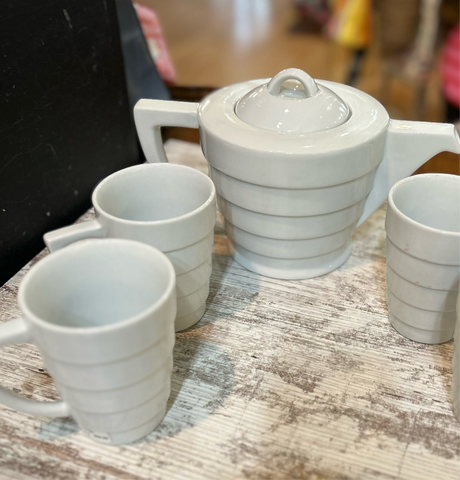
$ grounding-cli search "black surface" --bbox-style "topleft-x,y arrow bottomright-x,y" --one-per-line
0,0 -> 139,286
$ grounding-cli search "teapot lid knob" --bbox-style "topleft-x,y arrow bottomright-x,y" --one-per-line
235,68 -> 350,134
267,68 -> 319,98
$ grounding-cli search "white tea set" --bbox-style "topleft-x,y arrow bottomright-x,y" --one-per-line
0,68 -> 459,444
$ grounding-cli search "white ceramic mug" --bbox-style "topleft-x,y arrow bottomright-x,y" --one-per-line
44,163 -> 217,332
385,174 -> 460,344
0,239 -> 176,445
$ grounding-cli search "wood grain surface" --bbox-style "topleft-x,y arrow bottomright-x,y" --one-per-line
0,142 -> 458,480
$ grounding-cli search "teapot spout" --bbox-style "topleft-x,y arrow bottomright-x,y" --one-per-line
357,119 -> 460,226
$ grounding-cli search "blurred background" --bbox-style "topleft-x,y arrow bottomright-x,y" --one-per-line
139,0 -> 460,173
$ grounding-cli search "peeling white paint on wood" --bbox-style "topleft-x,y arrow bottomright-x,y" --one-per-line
0,141 -> 458,480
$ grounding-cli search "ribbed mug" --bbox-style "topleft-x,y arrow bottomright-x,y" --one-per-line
0,239 -> 176,444
44,163 -> 216,332
385,174 -> 460,344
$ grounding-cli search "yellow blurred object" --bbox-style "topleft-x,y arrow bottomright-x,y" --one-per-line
327,0 -> 372,49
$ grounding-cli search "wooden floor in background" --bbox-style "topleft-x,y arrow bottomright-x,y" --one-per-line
145,0 -> 459,174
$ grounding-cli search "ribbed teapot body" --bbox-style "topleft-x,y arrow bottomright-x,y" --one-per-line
199,79 -> 389,279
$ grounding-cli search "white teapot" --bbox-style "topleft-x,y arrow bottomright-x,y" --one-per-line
134,68 -> 460,279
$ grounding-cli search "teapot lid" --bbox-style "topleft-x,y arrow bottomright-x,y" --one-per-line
235,68 -> 350,134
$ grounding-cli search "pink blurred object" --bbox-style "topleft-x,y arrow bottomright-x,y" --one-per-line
134,3 -> 176,84
440,23 -> 460,109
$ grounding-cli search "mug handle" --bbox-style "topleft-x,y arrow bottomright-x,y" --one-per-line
0,318 -> 70,417
44,219 -> 103,252
133,99 -> 199,163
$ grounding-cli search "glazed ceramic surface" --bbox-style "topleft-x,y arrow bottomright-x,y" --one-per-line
0,239 -> 176,445
385,174 -> 460,344
134,68 -> 460,279
44,163 -> 217,331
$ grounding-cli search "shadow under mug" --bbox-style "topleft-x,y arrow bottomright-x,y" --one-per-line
385,174 -> 460,344
44,163 -> 217,332
0,239 -> 177,445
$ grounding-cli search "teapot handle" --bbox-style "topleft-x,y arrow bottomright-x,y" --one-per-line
134,99 -> 199,163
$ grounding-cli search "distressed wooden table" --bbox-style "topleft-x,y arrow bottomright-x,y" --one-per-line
0,141 -> 459,480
